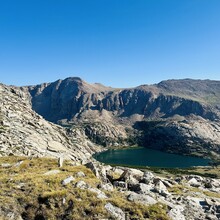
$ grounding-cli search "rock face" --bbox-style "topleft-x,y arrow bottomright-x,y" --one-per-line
0,84 -> 101,163
25,77 -> 220,155
135,116 -> 220,155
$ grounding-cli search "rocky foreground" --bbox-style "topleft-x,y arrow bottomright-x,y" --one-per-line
0,156 -> 220,220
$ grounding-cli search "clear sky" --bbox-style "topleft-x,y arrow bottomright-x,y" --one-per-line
0,0 -> 220,88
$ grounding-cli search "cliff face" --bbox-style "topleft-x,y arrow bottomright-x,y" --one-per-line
0,83 -> 101,163
28,78 -> 220,121
25,78 -> 220,156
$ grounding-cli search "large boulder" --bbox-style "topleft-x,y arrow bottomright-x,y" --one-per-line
105,203 -> 125,220
61,176 -> 75,185
85,161 -> 111,183
127,192 -> 157,205
140,171 -> 155,184
168,205 -> 185,220
129,183 -> 151,194
113,181 -> 128,190
120,168 -> 144,182
89,188 -> 107,199
154,180 -> 170,197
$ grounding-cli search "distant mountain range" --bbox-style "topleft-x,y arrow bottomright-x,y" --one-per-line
25,77 -> 220,158
1,77 -> 220,158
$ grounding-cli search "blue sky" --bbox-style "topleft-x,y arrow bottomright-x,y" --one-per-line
0,0 -> 220,87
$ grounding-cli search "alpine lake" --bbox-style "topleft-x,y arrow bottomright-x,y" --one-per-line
94,147 -> 210,168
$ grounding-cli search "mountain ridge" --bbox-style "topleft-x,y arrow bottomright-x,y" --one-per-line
21,77 -> 220,157
1,77 -> 220,157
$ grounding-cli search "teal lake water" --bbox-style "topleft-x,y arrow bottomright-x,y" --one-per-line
94,147 -> 210,168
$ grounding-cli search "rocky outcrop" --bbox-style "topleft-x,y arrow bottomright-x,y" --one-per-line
84,161 -> 220,220
0,84 -> 101,163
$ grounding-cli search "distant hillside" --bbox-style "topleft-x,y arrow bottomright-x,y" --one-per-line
157,79 -> 220,106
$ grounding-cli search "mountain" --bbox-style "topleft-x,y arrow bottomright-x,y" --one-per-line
25,77 -> 220,157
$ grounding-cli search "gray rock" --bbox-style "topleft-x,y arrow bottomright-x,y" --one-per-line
113,181 -> 127,189
187,177 -> 201,187
99,183 -> 114,191
58,156 -> 64,167
75,180 -> 89,189
105,203 -> 125,220
44,170 -> 60,175
154,180 -> 170,197
127,175 -> 139,188
1,163 -> 12,168
76,171 -> 86,177
206,214 -> 218,220
85,161 -> 108,182
127,192 -> 157,205
129,183 -> 151,194
13,161 -> 23,167
205,198 -> 220,206
141,171 -> 154,184
168,205 -> 185,220
0,210 -> 23,220
89,188 -> 107,199
120,168 -> 143,182
61,176 -> 75,185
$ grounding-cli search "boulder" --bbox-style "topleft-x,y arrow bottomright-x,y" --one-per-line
61,176 -> 75,185
76,171 -> 86,177
85,161 -> 109,182
187,177 -> 201,187
113,181 -> 127,189
112,167 -> 124,176
89,188 -> 107,199
43,170 -> 60,175
168,205 -> 185,220
129,183 -> 151,194
14,161 -> 23,167
154,180 -> 170,197
206,214 -> 219,220
58,156 -> 64,167
141,171 -> 154,184
105,203 -> 125,220
1,163 -> 12,168
205,198 -> 220,207
120,168 -> 143,182
98,183 -> 114,191
127,176 -> 139,189
75,180 -> 89,189
127,192 -> 157,205
0,207 -> 23,220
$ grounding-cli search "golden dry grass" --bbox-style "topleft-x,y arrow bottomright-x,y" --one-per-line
0,156 -> 170,220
